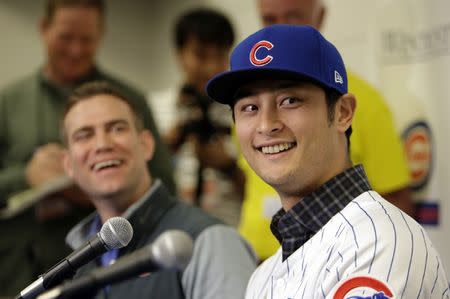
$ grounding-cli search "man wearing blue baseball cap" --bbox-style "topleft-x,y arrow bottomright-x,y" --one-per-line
207,24 -> 449,298
238,0 -> 414,263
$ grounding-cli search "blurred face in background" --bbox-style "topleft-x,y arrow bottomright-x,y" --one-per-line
259,0 -> 325,29
40,6 -> 103,85
177,37 -> 230,94
63,95 -> 154,204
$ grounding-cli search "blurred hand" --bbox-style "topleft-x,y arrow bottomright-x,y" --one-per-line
193,135 -> 235,170
35,195 -> 72,222
164,124 -> 184,152
25,143 -> 65,188
35,185 -> 93,222
60,184 -> 92,208
194,135 -> 245,199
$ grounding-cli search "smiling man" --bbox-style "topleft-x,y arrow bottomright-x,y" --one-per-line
63,91 -> 152,220
206,24 -> 448,298
238,0 -> 414,263
61,81 -> 256,299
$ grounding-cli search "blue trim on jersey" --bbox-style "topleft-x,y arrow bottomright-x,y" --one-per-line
326,244 -> 335,262
374,197 -> 397,283
416,228 -> 428,299
354,201 -> 378,273
293,264 -> 308,297
301,263 -> 308,280
287,258 -> 290,275
270,275 -> 274,299
300,281 -> 307,298
335,223 -> 344,237
339,211 -> 359,249
431,256 -> 440,294
400,211 -> 414,299
261,261 -> 278,299
300,245 -> 305,272
336,223 -> 345,238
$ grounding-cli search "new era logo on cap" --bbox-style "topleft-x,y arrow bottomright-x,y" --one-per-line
206,24 -> 348,104
335,70 -> 343,84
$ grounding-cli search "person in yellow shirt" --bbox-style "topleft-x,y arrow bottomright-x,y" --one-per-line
238,0 -> 413,260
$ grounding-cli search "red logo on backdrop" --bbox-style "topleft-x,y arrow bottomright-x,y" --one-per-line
333,276 -> 393,299
249,40 -> 274,66
402,121 -> 432,191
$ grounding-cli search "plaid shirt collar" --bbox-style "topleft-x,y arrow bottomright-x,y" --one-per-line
270,165 -> 371,261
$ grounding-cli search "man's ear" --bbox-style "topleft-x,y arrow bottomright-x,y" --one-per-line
335,93 -> 356,133
39,17 -> 50,36
62,149 -> 74,178
175,47 -> 188,72
315,4 -> 326,30
140,130 -> 155,162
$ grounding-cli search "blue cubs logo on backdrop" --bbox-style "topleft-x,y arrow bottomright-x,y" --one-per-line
402,121 -> 433,191
249,40 -> 274,66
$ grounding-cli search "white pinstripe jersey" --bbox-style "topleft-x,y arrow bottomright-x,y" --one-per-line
245,191 -> 449,299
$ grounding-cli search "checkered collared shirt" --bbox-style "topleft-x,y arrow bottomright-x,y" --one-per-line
270,165 -> 371,261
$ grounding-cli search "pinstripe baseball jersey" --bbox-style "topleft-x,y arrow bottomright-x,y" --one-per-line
245,191 -> 449,299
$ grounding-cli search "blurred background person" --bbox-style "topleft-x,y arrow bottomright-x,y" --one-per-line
148,8 -> 245,227
0,0 -> 173,295
237,0 -> 414,261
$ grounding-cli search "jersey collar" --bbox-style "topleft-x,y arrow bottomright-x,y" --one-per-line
270,164 -> 371,261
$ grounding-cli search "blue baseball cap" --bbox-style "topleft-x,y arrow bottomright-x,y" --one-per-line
206,24 -> 348,105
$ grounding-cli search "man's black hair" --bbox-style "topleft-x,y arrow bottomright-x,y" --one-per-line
45,0 -> 105,21
61,81 -> 144,144
174,8 -> 235,49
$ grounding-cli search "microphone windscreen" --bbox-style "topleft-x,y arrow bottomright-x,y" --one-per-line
99,217 -> 133,250
151,230 -> 194,271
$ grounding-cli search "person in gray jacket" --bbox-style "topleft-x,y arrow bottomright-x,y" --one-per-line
61,81 -> 256,298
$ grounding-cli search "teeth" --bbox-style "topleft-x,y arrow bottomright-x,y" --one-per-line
261,143 -> 294,154
93,160 -> 121,171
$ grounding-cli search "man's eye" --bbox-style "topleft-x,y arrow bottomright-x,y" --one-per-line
112,124 -> 127,132
194,49 -> 206,60
281,97 -> 301,106
242,104 -> 258,112
58,33 -> 73,42
73,131 -> 90,142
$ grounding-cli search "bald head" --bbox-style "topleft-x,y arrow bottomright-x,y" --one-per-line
258,0 -> 325,29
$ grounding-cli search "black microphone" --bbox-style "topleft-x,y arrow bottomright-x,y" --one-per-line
37,230 -> 194,299
16,217 -> 133,299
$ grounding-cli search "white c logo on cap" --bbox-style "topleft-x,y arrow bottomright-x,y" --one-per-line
250,40 -> 274,66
